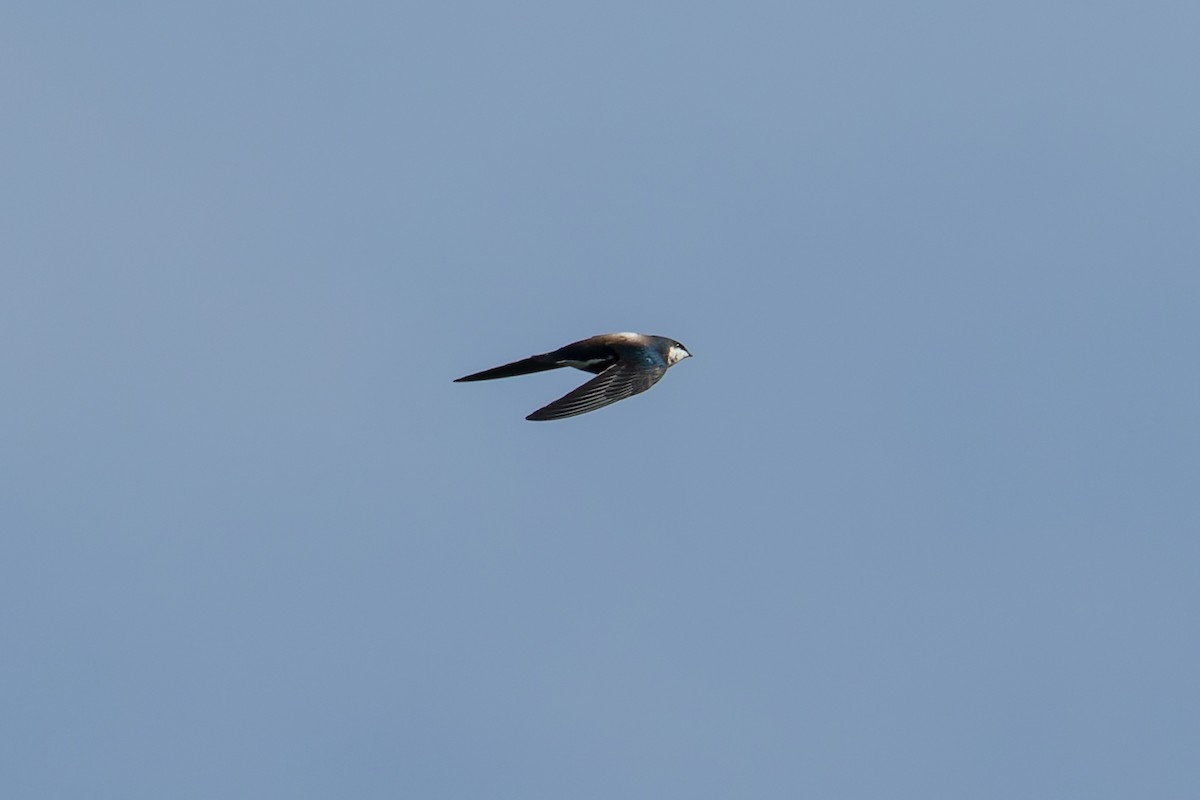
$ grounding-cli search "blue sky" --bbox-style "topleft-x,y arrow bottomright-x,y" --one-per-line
3,2 -> 1198,798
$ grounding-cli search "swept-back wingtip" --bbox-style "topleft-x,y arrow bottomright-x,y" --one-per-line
454,356 -> 561,383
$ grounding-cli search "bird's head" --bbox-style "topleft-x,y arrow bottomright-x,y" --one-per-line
667,340 -> 692,366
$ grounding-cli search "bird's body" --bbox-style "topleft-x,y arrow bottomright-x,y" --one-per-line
455,332 -> 692,421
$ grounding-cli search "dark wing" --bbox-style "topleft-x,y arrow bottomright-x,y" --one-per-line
454,355 -> 559,382
526,361 -> 668,421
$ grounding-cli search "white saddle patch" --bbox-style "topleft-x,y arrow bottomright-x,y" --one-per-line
561,358 -> 610,369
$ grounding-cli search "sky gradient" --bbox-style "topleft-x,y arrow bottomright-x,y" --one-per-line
3,2 -> 1199,798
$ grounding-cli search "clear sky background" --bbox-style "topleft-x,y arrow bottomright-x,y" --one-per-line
3,2 -> 1198,798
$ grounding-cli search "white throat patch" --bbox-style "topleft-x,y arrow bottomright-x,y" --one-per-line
667,345 -> 691,365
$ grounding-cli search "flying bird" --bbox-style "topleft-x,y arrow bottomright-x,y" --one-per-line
455,332 -> 692,421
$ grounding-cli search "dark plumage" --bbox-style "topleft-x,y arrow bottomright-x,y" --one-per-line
455,332 -> 692,421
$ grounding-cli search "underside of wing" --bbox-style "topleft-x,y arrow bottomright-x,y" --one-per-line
526,361 -> 667,421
